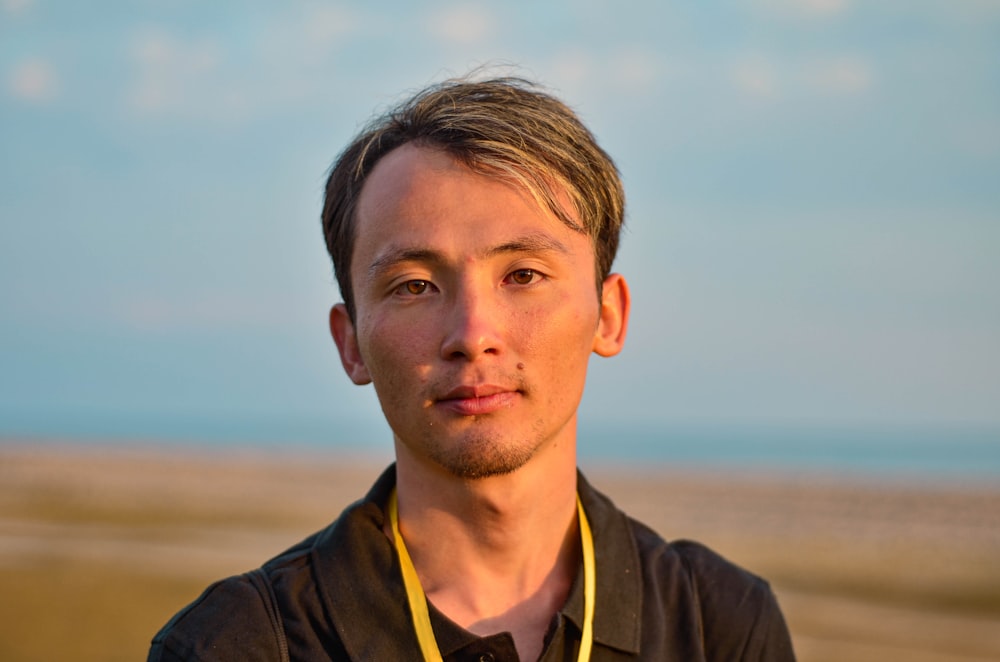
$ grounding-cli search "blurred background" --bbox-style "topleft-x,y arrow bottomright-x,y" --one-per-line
2,0 -> 999,474
2,2 -> 1000,661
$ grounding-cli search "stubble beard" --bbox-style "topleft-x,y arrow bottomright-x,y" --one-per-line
416,371 -> 541,479
427,428 -> 540,479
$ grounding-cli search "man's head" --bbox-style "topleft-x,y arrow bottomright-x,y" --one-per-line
321,76 -> 625,321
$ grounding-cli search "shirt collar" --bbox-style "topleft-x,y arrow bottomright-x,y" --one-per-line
562,470 -> 643,654
312,465 -> 417,660
312,465 -> 643,657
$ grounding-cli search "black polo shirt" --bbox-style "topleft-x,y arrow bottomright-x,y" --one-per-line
149,466 -> 795,661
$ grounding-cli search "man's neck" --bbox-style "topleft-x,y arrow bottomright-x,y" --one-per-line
391,443 -> 581,660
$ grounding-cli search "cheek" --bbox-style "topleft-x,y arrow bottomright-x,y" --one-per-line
358,316 -> 435,390
521,294 -> 598,367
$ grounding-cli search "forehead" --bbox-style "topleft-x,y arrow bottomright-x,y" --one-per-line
352,143 -> 586,259
356,144 -> 470,223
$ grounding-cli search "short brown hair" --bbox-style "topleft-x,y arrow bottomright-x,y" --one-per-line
321,76 -> 625,320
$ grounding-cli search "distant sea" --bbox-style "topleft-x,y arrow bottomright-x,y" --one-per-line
2,409 -> 999,482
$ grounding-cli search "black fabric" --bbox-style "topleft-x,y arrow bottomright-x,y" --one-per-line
149,466 -> 795,661
246,568 -> 290,662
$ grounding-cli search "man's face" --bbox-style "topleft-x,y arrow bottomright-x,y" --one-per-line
331,143 -> 628,479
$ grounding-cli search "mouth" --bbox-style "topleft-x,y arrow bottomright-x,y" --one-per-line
435,385 -> 520,416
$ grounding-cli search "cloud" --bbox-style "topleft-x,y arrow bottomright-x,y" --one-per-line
123,7 -> 366,124
1,0 -> 33,15
302,5 -> 359,44
729,53 -> 873,101
952,120 -> 1000,157
732,56 -> 780,99
546,49 -> 594,88
543,46 -> 670,101
752,0 -> 851,19
609,47 -> 664,91
116,294 -> 279,333
806,56 -> 873,95
261,4 -> 360,64
426,4 -> 495,45
127,30 -> 225,116
7,58 -> 58,103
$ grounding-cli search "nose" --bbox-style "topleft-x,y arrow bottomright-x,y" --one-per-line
439,285 -> 504,361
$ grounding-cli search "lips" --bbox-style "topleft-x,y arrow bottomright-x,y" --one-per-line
435,385 -> 519,416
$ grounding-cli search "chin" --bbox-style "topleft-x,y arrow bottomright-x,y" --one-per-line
431,436 -> 537,479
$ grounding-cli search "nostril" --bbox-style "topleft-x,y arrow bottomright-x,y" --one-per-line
447,346 -> 498,360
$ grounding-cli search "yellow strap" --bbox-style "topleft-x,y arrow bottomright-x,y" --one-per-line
577,495 -> 596,662
389,490 -> 445,662
389,489 -> 595,662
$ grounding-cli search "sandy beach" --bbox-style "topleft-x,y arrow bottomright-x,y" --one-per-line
1,442 -> 998,662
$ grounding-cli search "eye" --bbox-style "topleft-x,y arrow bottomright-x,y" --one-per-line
396,280 -> 431,295
507,269 -> 539,285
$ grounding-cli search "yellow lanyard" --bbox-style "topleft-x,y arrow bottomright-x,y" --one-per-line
388,489 -> 596,662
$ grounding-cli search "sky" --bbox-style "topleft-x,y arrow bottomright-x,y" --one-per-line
2,1 -> 999,455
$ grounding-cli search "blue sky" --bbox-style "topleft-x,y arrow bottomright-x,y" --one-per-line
2,0 -> 999,450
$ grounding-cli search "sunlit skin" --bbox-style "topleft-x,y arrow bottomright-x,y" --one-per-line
329,143 -> 629,660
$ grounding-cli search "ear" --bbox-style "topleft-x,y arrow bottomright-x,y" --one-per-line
592,273 -> 630,357
329,304 -> 373,385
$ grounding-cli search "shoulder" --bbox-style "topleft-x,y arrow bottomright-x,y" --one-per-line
630,521 -> 795,660
147,467 -> 396,662
148,571 -> 284,662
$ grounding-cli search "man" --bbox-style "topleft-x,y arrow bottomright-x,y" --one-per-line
149,77 -> 795,661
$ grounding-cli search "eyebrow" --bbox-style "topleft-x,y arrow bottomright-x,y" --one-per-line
366,233 -> 571,280
484,233 -> 570,259
367,248 -> 444,280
